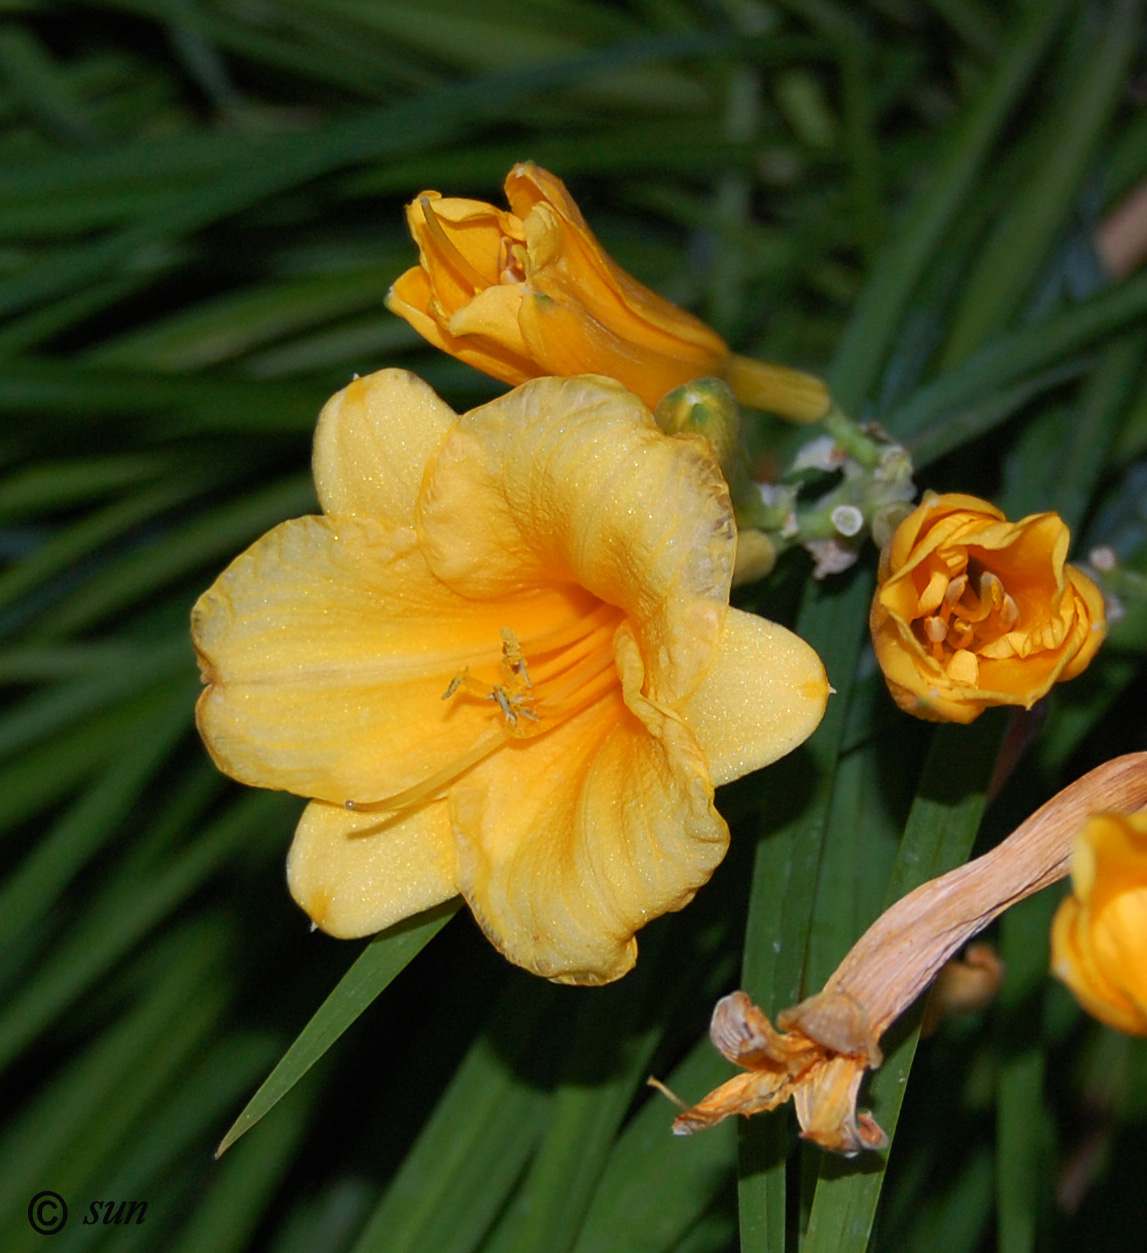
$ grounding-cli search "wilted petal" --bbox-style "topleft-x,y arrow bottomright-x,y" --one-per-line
672,754 -> 1147,1151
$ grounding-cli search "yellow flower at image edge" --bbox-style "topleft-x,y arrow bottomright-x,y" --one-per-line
192,370 -> 829,985
1052,811 -> 1147,1035
871,492 -> 1105,724
387,162 -> 829,422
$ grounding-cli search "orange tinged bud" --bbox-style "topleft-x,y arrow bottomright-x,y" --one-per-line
870,492 -> 1106,723
387,162 -> 831,421
1052,811 -> 1147,1035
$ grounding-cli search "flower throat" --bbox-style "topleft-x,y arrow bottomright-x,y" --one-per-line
344,603 -> 623,814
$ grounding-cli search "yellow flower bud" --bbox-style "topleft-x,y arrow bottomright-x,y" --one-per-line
387,162 -> 830,422
1052,810 -> 1147,1035
870,492 -> 1106,723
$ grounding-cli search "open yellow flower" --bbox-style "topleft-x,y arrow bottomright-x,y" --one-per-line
192,369 -> 828,985
1052,811 -> 1147,1035
387,162 -> 830,422
871,492 -> 1105,723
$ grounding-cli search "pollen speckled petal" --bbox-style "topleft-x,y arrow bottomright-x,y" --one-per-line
193,512 -> 589,804
313,368 -> 456,525
417,374 -> 735,704
193,368 -> 827,984
679,607 -> 830,787
287,798 -> 457,939
451,635 -> 726,984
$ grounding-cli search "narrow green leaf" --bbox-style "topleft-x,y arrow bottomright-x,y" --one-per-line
0,644 -> 188,761
86,267 -> 400,372
829,0 -> 1072,409
942,0 -> 1143,365
37,474 -> 316,640
0,685 -> 187,841
0,918 -> 231,1240
0,788 -> 297,1070
490,950 -> 669,1253
349,975 -> 559,1253
573,1037 -> 737,1253
170,1082 -> 315,1253
904,360 -> 1088,469
737,566 -> 874,1253
0,453 -> 168,520
994,890 -> 1059,1253
97,1034 -> 282,1203
0,475 -> 212,615
801,714 -> 1007,1253
0,31 -> 735,321
216,900 -> 458,1156
885,269 -> 1147,440
0,686 -> 189,958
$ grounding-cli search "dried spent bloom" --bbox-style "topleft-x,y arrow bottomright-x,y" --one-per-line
871,492 -> 1106,724
387,161 -> 830,422
1052,811 -> 1147,1035
671,754 -> 1147,1153
192,369 -> 829,985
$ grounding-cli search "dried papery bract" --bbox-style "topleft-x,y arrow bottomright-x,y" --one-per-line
672,753 -> 1147,1153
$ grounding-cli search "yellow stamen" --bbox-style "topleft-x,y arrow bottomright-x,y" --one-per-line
345,729 -> 508,812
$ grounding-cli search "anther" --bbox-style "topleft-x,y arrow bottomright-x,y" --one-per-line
442,668 -> 469,700
923,616 -> 948,643
980,571 -> 1004,608
943,574 -> 967,610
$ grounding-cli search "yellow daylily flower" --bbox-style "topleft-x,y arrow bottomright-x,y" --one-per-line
1052,810 -> 1147,1035
871,492 -> 1106,724
387,162 -> 830,422
192,369 -> 829,985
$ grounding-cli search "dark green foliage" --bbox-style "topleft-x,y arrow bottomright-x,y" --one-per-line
2,3 -> 1146,1251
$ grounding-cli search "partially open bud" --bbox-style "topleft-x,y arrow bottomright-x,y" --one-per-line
1052,810 -> 1147,1035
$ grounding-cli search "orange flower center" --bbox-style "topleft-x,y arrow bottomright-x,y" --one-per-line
914,557 -> 1020,685
346,600 -> 624,814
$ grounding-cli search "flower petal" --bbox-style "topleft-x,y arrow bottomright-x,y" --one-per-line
193,513 -> 588,803
387,271 -> 538,386
680,607 -> 830,787
287,798 -> 457,938
450,627 -> 727,984
505,163 -> 728,360
313,368 -> 457,525
417,374 -> 735,703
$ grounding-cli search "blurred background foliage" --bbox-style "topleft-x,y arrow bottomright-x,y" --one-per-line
1,0 -> 1147,1250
